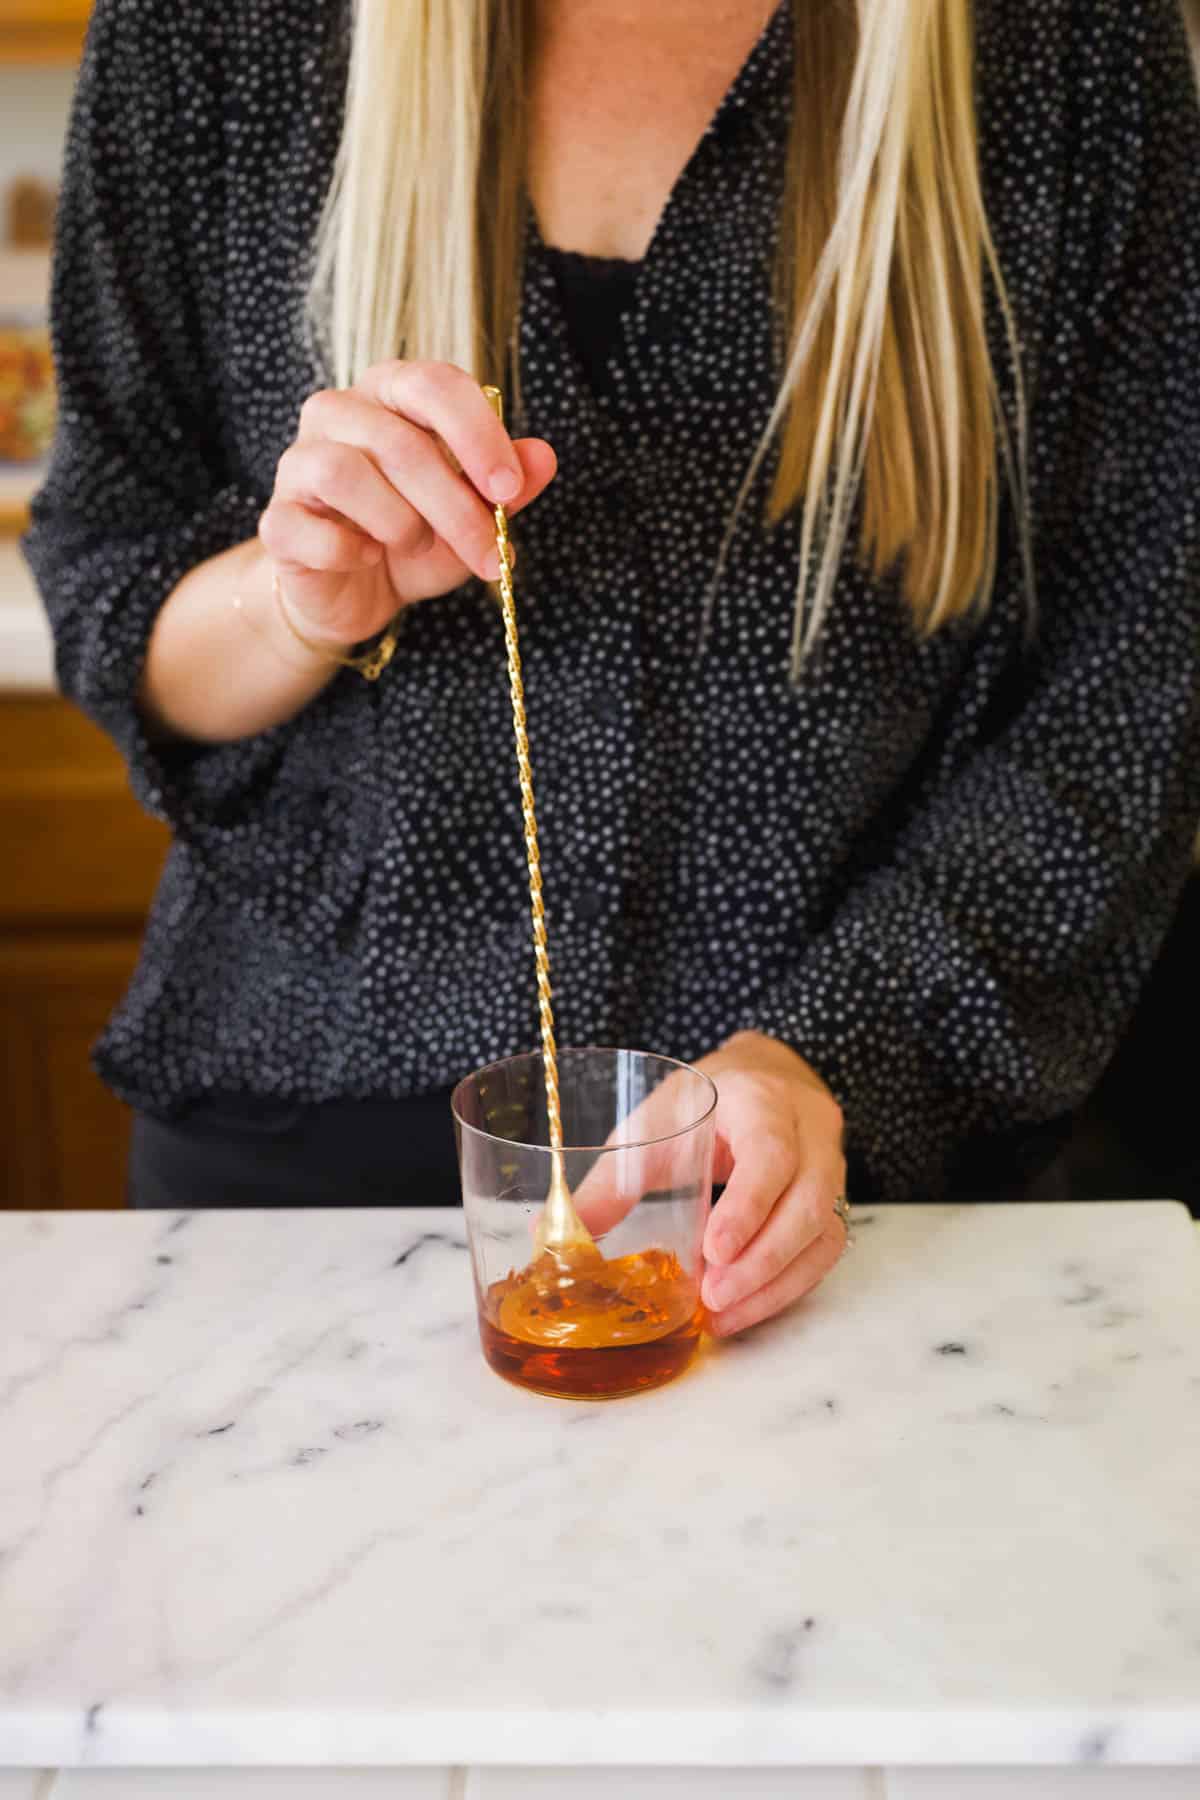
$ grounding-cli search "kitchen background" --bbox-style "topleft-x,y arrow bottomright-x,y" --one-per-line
1,1 -> 1198,1211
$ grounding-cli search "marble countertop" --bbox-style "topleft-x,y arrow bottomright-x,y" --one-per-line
0,1201 -> 1198,1771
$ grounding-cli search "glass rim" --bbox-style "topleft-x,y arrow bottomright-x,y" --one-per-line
450,1044 -> 718,1155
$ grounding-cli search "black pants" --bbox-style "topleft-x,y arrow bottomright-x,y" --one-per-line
128,1091 -> 461,1208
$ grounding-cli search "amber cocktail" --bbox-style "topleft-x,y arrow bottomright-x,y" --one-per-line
453,1048 -> 717,1400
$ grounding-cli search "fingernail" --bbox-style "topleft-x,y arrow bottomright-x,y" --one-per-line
709,1224 -> 736,1263
489,467 -> 521,503
705,1275 -> 732,1311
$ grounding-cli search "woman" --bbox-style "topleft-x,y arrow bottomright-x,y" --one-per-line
25,0 -> 1200,1336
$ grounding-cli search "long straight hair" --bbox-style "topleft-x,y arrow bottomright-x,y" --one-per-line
308,0 -> 1028,674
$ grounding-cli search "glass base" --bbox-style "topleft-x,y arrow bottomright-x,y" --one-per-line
477,1311 -> 703,1400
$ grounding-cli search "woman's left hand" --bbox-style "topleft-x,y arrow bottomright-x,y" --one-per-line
690,1031 -> 849,1337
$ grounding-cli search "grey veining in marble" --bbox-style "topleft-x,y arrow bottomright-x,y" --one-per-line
1,1203 -> 1198,1767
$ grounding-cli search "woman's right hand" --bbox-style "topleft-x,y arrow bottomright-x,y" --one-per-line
257,359 -> 558,649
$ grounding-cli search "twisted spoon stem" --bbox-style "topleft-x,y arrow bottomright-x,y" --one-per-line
482,384 -> 566,1163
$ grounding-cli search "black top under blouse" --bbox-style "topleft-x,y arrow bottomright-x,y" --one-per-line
543,247 -> 641,399
23,0 -> 1200,1204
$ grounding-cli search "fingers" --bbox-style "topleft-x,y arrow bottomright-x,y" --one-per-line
506,436 -> 559,515
702,1163 -> 834,1313
275,440 -> 436,558
294,378 -> 556,585
258,499 -> 384,575
707,1217 -> 848,1339
284,410 -> 498,584
701,1122 -> 797,1267
354,359 -> 526,505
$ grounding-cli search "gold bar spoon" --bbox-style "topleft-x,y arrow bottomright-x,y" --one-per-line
482,385 -> 599,1263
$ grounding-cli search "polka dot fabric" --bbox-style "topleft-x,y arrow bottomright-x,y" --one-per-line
23,0 -> 1200,1204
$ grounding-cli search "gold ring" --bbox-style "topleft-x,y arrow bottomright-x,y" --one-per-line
833,1193 -> 854,1251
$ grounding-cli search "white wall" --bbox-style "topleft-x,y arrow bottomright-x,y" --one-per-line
0,62 -> 76,201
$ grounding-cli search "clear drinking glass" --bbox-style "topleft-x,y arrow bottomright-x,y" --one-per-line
452,1047 -> 718,1400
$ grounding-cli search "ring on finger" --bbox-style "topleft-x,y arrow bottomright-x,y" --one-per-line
832,1193 -> 854,1252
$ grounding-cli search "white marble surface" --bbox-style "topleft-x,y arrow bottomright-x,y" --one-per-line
1,1202 -> 1198,1772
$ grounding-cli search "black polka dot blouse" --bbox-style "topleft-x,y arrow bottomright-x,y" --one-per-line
23,0 -> 1200,1205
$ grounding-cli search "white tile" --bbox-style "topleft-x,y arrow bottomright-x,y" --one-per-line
473,1771 -> 876,1799
887,1769 -> 1200,1799
0,1775 -> 42,1800
53,1773 -> 450,1798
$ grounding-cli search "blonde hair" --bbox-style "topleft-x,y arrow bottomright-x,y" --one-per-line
308,0 -> 1028,674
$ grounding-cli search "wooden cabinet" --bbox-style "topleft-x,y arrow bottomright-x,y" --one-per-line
0,694 -> 168,1207
0,0 -> 90,63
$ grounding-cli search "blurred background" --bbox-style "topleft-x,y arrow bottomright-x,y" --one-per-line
0,0 -> 1197,1210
